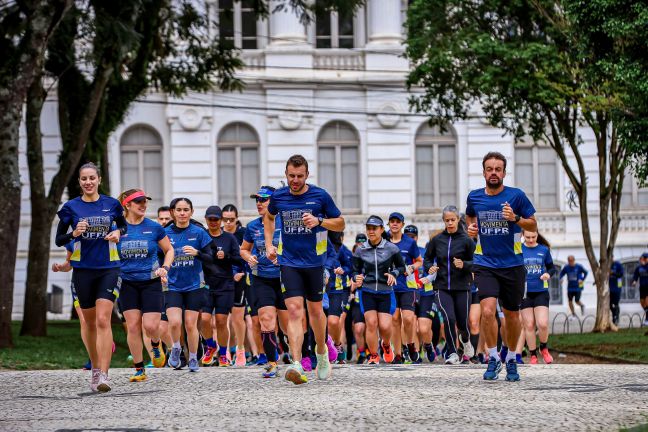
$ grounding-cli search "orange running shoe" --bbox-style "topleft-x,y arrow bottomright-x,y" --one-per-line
540,347 -> 554,364
529,354 -> 538,365
235,348 -> 246,367
201,346 -> 217,366
381,342 -> 394,363
367,354 -> 380,365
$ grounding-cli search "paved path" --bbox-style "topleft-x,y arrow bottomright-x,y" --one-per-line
1,364 -> 647,431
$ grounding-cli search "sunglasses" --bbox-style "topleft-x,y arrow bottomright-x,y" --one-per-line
131,197 -> 147,204
256,197 -> 270,203
222,217 -> 236,223
206,217 -> 221,222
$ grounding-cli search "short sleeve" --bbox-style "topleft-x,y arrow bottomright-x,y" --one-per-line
199,229 -> 212,249
110,197 -> 124,218
515,190 -> 536,219
57,203 -> 73,224
154,223 -> 166,242
465,192 -> 475,217
243,225 -> 253,243
268,195 -> 278,216
322,190 -> 341,218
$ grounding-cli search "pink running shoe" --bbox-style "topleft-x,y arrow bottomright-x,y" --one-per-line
235,348 -> 246,367
326,336 -> 337,363
301,356 -> 313,372
111,341 -> 116,353
540,348 -> 554,364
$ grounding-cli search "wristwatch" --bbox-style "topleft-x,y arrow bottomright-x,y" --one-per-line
318,216 -> 324,226
514,215 -> 521,223
162,265 -> 170,271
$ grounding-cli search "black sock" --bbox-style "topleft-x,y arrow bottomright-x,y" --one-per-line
151,340 -> 160,348
407,343 -> 419,361
470,334 -> 479,354
261,331 -> 278,363
540,342 -> 547,351
530,348 -> 538,356
134,361 -> 144,369
302,332 -> 311,358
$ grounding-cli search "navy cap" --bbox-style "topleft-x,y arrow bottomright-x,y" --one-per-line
250,186 -> 275,199
365,215 -> 384,227
642,252 -> 648,259
389,212 -> 405,222
205,205 -> 222,219
355,233 -> 368,243
404,224 -> 418,235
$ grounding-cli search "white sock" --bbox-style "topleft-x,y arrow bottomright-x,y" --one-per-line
189,352 -> 197,361
172,341 -> 181,349
506,350 -> 517,363
488,347 -> 498,359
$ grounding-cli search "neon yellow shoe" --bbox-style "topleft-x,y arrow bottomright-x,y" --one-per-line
284,361 -> 308,385
129,368 -> 147,382
151,346 -> 166,368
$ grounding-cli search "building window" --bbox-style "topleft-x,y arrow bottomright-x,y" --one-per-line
621,170 -> 648,208
217,122 -> 259,212
120,125 -> 163,213
218,0 -> 257,49
415,123 -> 457,211
549,263 -> 563,305
315,1 -> 354,48
317,121 -> 360,212
621,260 -> 640,303
515,143 -> 558,209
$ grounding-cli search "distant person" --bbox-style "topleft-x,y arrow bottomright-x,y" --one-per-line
559,256 -> 588,319
632,253 -> 648,326
608,256 -> 624,326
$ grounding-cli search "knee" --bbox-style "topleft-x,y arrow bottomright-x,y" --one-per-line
481,307 -> 495,321
143,323 -> 158,336
215,316 -> 228,328
96,316 -> 111,331
126,321 -> 141,335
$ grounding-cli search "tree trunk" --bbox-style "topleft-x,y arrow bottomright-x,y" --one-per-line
21,75 -> 52,337
593,271 -> 611,333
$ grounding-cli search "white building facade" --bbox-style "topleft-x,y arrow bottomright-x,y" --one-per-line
15,0 -> 648,325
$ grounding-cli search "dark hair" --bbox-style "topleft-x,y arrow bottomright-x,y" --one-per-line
328,231 -> 343,252
482,152 -> 507,171
171,197 -> 193,210
286,154 -> 309,172
157,206 -> 170,214
222,204 -> 238,217
79,162 -> 101,177
523,229 -> 551,249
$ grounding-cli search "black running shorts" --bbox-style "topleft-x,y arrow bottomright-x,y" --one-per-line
233,279 -> 246,308
71,267 -> 119,309
165,289 -> 206,312
359,291 -> 396,315
118,278 -> 164,314
252,275 -> 287,311
326,291 -> 348,317
350,296 -> 365,324
280,265 -> 325,302
394,291 -> 417,312
520,290 -> 550,309
474,265 -> 527,311
567,290 -> 582,303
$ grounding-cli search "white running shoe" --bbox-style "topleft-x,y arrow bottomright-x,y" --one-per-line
445,353 -> 461,365
90,368 -> 101,392
96,372 -> 111,393
315,345 -> 332,380
460,336 -> 475,358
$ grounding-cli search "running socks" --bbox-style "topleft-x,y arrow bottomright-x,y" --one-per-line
189,352 -> 197,361
134,361 -> 144,369
540,342 -> 548,351
261,331 -> 278,364
505,350 -> 516,363
470,334 -> 479,351
218,346 -> 228,356
173,341 -> 181,350
488,346 -> 498,359
151,340 -> 160,348
205,338 -> 217,348
529,348 -> 538,357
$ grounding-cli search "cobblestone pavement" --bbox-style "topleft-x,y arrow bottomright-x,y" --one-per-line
0,364 -> 647,431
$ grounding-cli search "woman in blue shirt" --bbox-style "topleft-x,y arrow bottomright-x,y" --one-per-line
520,230 -> 556,365
117,189 -> 174,382
165,198 -> 213,372
55,162 -> 126,393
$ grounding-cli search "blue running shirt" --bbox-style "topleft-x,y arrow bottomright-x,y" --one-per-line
522,244 -> 553,293
118,218 -> 167,281
465,186 -> 535,268
165,224 -> 212,292
560,264 -> 588,291
243,216 -> 281,279
267,185 -> 341,268
391,235 -> 421,292
57,195 -> 123,269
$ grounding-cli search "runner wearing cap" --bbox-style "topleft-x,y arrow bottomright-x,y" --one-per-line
387,212 -> 423,364
633,253 -> 648,326
264,155 -> 345,385
353,215 -> 406,365
199,205 -> 243,367
55,163 -> 127,392
116,189 -> 174,382
241,186 -> 290,378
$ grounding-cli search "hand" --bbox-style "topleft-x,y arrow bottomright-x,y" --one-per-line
104,230 -> 121,243
420,276 -> 430,285
266,245 -> 277,262
302,212 -> 319,229
385,273 -> 397,286
428,265 -> 439,275
73,219 -> 88,237
216,250 -> 225,259
453,257 -> 464,269
233,272 -> 244,282
540,273 -> 551,281
247,255 -> 259,267
155,267 -> 168,279
52,263 -> 62,272
467,223 -> 478,237
334,267 -> 344,275
501,202 -> 517,222
405,265 -> 415,276
182,245 -> 198,256
355,274 -> 365,285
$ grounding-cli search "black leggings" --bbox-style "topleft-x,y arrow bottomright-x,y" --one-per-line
609,291 -> 620,324
436,290 -> 470,355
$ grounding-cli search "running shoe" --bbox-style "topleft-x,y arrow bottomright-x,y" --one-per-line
391,354 -> 404,365
381,342 -> 394,363
445,353 -> 461,365
460,336 -> 475,358
201,346 -> 217,366
326,336 -> 337,363
461,355 -> 471,364
367,354 -> 380,365
568,314 -> 577,321
409,348 -> 421,364
300,356 -> 313,372
83,359 -> 92,371
188,358 -> 200,372
256,353 -> 268,366
151,346 -> 166,367
180,350 -> 187,368
515,353 -> 524,364
540,348 -> 554,364
282,352 -> 291,365
90,368 -> 101,392
226,349 -> 232,363
424,344 -> 436,363
505,360 -> 520,382
356,351 -> 367,364
263,362 -> 279,378
168,346 -> 182,369
469,356 -> 480,364
483,357 -> 503,381
218,355 -> 230,367
499,346 -> 509,363
335,344 -> 346,364
315,345 -> 332,380
235,348 -> 246,367
529,354 -> 539,365
97,372 -> 111,392
478,353 -> 487,364
284,361 -> 308,385
129,368 -> 147,382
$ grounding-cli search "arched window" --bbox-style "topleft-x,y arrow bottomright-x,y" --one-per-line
415,123 -> 457,211
120,125 -> 163,212
217,122 -> 260,211
515,140 -> 559,209
317,121 -> 360,212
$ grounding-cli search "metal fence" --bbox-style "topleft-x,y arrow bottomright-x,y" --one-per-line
551,312 -> 647,334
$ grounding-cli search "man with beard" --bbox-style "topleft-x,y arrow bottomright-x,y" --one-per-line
264,155 -> 345,385
465,152 -> 537,382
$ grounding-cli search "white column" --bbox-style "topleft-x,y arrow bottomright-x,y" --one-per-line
366,0 -> 402,47
268,6 -> 308,47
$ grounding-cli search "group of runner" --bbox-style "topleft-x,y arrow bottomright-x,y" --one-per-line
55,151 -> 645,393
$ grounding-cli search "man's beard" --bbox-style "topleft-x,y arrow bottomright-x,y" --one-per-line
486,177 -> 502,189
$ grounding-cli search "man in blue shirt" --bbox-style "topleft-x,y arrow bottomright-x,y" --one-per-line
633,252 -> 648,326
559,255 -> 588,318
608,255 -> 624,326
264,155 -> 345,385
465,152 -> 537,382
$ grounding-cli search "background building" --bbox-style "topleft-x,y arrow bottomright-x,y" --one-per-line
15,0 -> 648,323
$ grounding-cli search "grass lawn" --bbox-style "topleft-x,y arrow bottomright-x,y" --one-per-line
0,321 -> 132,370
552,327 -> 648,364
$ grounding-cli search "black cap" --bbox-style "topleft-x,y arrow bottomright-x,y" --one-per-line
404,224 -> 418,235
355,233 -> 367,243
365,215 -> 384,227
205,205 -> 222,219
